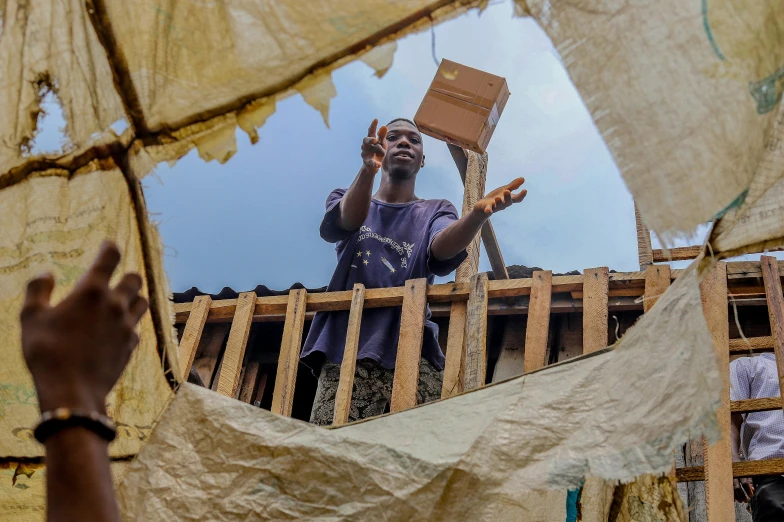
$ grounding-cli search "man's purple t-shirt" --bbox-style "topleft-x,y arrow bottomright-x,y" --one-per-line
300,189 -> 468,371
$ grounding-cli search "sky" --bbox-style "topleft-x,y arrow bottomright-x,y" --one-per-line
31,3 -> 770,293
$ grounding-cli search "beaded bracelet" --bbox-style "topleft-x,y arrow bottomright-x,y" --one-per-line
34,408 -> 117,444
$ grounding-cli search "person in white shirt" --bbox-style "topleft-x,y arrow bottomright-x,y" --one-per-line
731,353 -> 784,521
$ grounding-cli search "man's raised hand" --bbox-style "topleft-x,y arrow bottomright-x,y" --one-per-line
20,241 -> 148,415
474,178 -> 527,217
361,119 -> 388,174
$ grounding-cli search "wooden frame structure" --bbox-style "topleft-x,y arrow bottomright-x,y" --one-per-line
174,256 -> 784,520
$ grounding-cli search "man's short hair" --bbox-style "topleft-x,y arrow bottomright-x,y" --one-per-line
387,118 -> 419,129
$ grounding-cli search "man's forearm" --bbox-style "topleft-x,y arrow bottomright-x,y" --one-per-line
431,211 -> 487,261
338,166 -> 376,231
45,427 -> 119,522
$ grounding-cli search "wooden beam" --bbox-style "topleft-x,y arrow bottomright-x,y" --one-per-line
390,279 -> 428,413
732,397 -> 782,413
657,246 -> 782,264
215,292 -> 256,397
729,336 -> 774,354
333,284 -> 365,426
583,267 -> 609,353
441,302 -> 467,399
192,324 -> 230,388
652,245 -> 702,262
644,265 -> 671,313
271,289 -> 308,417
635,202 -> 653,269
523,271 -> 552,372
254,372 -> 269,407
177,295 -> 212,380
677,458 -> 784,481
762,256 -> 784,415
481,221 -> 509,280
463,273 -> 489,391
700,262 -> 733,522
238,361 -> 260,404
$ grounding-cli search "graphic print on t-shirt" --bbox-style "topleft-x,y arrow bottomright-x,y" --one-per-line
355,225 -> 414,272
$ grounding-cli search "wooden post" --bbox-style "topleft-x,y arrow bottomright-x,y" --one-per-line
455,151 -> 488,282
390,279 -> 428,413
442,150 -> 488,399
177,295 -> 212,381
333,284 -> 365,426
441,301 -> 467,398
701,262 -> 733,522
583,267 -> 609,353
216,292 -> 256,397
523,270 -> 552,372
635,202 -> 653,269
463,273 -> 489,391
271,289 -> 308,417
643,265 -> 671,313
762,256 -> 784,411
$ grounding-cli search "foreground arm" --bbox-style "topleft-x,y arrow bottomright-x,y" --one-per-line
20,241 -> 148,522
431,178 -> 526,261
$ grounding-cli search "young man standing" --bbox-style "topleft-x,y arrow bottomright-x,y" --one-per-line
302,118 -> 526,425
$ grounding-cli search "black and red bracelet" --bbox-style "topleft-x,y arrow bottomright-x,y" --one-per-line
34,408 -> 117,444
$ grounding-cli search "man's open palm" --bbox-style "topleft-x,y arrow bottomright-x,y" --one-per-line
474,178 -> 527,216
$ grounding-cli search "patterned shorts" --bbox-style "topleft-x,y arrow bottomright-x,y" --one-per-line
309,358 -> 443,426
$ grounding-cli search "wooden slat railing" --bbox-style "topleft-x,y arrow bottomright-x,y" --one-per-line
463,273 -> 489,390
333,284 -> 365,426
174,257 -> 784,522
390,279 -> 428,412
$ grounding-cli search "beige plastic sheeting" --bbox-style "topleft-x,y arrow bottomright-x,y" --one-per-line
516,0 -> 784,245
101,0 -> 480,131
710,100 -> 784,257
0,0 -> 127,177
0,166 -> 174,459
119,263 -> 717,520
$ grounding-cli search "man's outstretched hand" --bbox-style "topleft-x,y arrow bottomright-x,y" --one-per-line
474,178 -> 527,217
360,119 -> 388,174
20,240 -> 148,415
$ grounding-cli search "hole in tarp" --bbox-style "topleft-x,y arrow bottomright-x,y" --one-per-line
110,118 -> 129,135
24,79 -> 72,157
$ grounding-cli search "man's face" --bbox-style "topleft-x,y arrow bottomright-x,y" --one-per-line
382,121 -> 424,181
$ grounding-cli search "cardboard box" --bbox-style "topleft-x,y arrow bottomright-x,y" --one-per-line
414,59 -> 509,154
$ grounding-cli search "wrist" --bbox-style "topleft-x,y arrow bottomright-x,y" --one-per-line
468,208 -> 489,226
36,383 -> 107,416
43,424 -> 110,450
359,164 -> 378,177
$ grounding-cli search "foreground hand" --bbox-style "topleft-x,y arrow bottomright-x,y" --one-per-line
20,241 -> 148,414
734,477 -> 754,503
361,119 -> 388,173
474,178 -> 527,217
